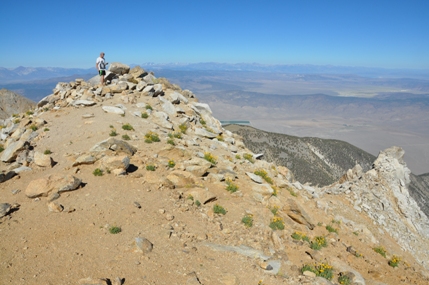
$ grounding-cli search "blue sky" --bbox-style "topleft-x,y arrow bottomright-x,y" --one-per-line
1,0 -> 428,69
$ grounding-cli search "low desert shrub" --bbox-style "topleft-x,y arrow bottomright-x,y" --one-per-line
204,152 -> 217,165
310,236 -> 328,250
122,134 -> 130,140
269,216 -> 285,230
326,225 -> 339,234
44,149 -> 52,155
141,112 -> 149,119
388,255 -> 401,268
243,153 -> 254,163
93,168 -> 103,176
373,246 -> 387,258
122,123 -> 134,131
109,130 -> 118,136
146,164 -> 156,171
168,160 -> 175,168
144,131 -> 160,143
241,214 -> 253,228
301,263 -> 333,280
291,231 -> 310,242
254,169 -> 273,184
109,226 -> 121,234
145,104 -> 153,110
225,179 -> 238,193
213,204 -> 226,215
179,123 -> 188,134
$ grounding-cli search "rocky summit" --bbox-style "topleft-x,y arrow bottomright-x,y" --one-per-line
0,63 -> 429,285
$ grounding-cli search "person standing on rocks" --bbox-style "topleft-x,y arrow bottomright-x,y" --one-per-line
96,52 -> 108,86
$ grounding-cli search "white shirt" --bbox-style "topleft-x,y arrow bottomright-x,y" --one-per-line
96,57 -> 106,70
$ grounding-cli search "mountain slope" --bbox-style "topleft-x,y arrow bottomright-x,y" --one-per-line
224,124 -> 375,186
0,89 -> 35,120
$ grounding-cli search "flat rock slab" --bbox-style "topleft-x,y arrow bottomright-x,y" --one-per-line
102,106 -> 125,115
73,100 -> 96,106
246,172 -> 264,184
25,174 -> 82,198
194,128 -> 217,138
90,138 -> 137,156
1,140 -> 28,163
203,242 -> 271,260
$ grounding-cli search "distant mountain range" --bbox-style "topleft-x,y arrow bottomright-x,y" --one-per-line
2,63 -> 429,85
0,66 -> 93,84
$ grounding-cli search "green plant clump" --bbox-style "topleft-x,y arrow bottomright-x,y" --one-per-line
122,134 -> 131,140
204,152 -> 217,165
213,204 -> 227,215
167,138 -> 175,145
30,124 -> 38,131
225,179 -> 239,193
44,149 -> 52,155
122,123 -> 134,131
26,110 -> 34,116
269,216 -> 285,230
109,130 -> 118,136
310,236 -> 328,250
145,104 -> 153,110
195,200 -> 201,207
291,231 -> 310,242
373,246 -> 387,258
0,144 -> 4,153
168,160 -> 175,168
109,226 -> 122,234
141,112 -> 149,119
44,128 -> 50,132
301,263 -> 333,280
179,123 -> 188,134
243,153 -> 255,163
93,168 -> 103,176
241,214 -> 253,228
326,225 -> 339,234
146,164 -> 156,171
388,255 -> 401,268
144,131 -> 160,143
254,169 -> 273,184
270,206 -> 279,215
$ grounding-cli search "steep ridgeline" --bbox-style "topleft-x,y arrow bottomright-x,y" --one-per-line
321,147 -> 429,271
224,124 -> 375,186
1,63 -> 429,284
0,89 -> 35,120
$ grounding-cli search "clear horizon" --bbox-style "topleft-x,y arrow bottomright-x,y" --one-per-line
1,0 -> 428,69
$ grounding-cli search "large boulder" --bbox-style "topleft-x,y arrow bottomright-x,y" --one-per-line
25,174 -> 82,198
108,62 -> 130,75
1,140 -> 29,163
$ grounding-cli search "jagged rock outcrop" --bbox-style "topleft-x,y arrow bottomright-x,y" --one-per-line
322,146 -> 429,269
